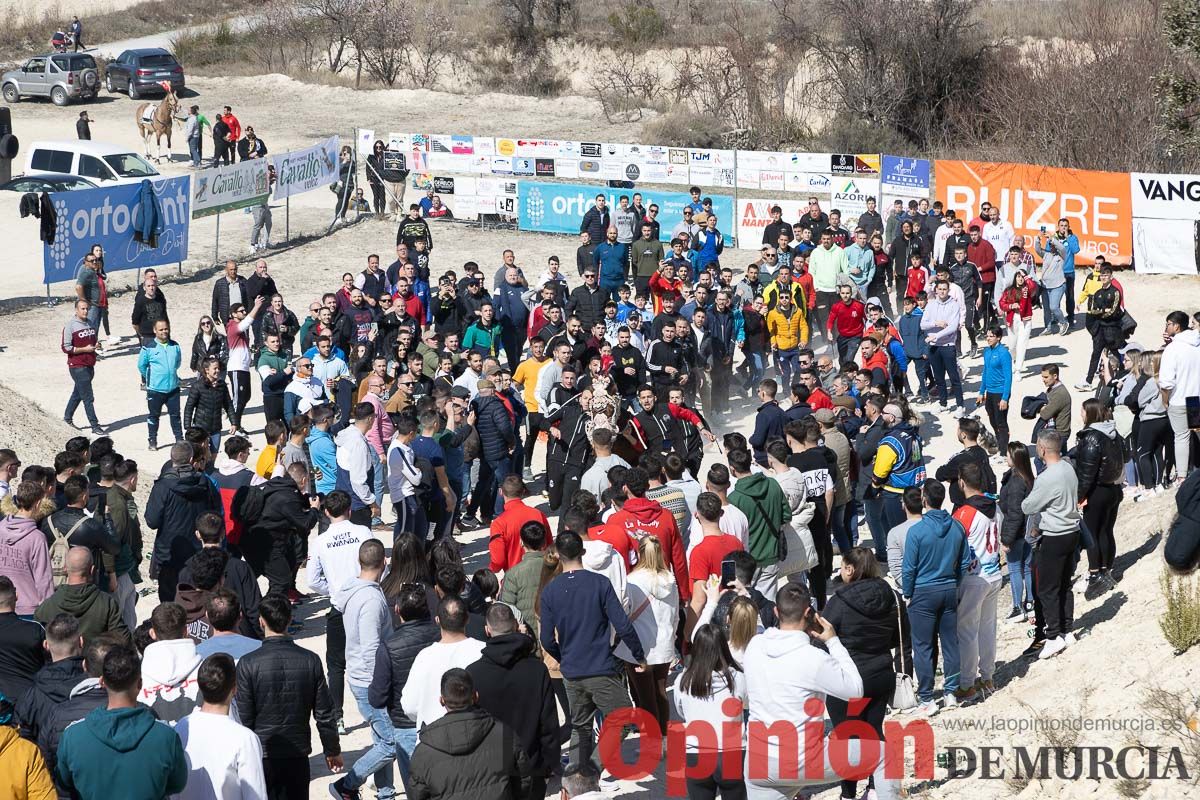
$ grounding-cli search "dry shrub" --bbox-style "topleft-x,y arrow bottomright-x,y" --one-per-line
606,0 -> 669,51
588,59 -> 664,123
1159,566 -> 1200,654
642,110 -> 727,149
170,23 -> 245,70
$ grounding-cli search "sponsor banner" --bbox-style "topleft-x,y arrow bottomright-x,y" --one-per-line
830,177 -> 880,227
356,129 -> 376,156
192,159 -> 270,218
44,177 -> 190,284
1132,218 -> 1200,275
518,180 -> 734,244
387,132 -> 410,152
433,176 -> 455,194
936,160 -> 1132,264
1130,172 -> 1200,219
786,172 -> 834,194
735,198 -> 810,244
271,136 -> 340,200
881,155 -> 931,192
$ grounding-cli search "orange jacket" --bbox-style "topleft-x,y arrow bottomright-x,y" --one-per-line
488,499 -> 551,573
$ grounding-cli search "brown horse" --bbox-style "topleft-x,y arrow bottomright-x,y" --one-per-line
135,84 -> 179,163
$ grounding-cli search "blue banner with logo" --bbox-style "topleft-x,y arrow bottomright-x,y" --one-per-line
518,180 -> 735,245
880,155 -> 931,192
43,177 -> 191,285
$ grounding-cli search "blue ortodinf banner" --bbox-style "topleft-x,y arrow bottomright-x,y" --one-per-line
43,177 -> 191,285
518,180 -> 736,245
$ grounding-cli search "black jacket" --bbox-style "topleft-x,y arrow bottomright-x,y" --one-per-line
996,469 -> 1032,549
189,330 -> 228,373
261,307 -> 299,353
145,465 -> 222,570
235,636 -> 340,758
211,276 -> 249,324
0,612 -> 45,702
245,272 -> 278,306
180,549 -> 263,639
1074,423 -> 1124,499
466,633 -> 559,775
130,288 -> 168,338
580,206 -> 610,244
183,378 -> 231,435
566,285 -> 605,329
252,476 -> 318,540
368,619 -> 440,728
16,655 -> 103,782
408,707 -> 527,800
541,393 -> 592,465
934,444 -> 996,508
822,578 -> 911,686
473,395 -> 516,463
610,344 -> 647,397
1165,468 -> 1200,571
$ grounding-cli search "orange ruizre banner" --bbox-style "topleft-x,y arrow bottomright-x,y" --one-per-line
934,160 -> 1132,264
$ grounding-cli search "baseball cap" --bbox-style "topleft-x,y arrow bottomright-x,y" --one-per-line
450,386 -> 471,400
477,379 -> 496,390
1120,341 -> 1145,355
883,403 -> 903,419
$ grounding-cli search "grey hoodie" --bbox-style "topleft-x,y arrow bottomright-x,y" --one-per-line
333,576 -> 392,688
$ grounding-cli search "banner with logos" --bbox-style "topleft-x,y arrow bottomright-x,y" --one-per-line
191,159 -> 270,218
518,181 -> 735,244
735,199 -> 810,245
271,136 -> 341,200
44,177 -> 190,284
1130,172 -> 1200,274
830,176 -> 880,229
935,160 -> 1132,264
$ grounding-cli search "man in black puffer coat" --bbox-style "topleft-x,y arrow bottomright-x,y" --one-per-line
407,668 -> 527,800
144,443 -> 222,602
467,605 -> 559,800
465,382 -> 515,526
245,462 -> 319,597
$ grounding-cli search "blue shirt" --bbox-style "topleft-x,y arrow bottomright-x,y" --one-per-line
137,339 -> 181,393
410,435 -> 446,500
196,633 -> 262,660
981,342 -> 1013,402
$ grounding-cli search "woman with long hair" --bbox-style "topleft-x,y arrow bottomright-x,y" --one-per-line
616,535 -> 678,737
182,357 -> 233,453
189,315 -> 228,377
999,268 -> 1037,374
1132,350 -> 1172,495
1074,398 -> 1125,597
997,441 -> 1035,622
725,596 -> 761,663
821,547 -> 908,800
673,623 -> 747,800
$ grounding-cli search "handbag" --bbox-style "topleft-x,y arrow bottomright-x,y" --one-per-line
891,593 -> 918,710
1119,309 -> 1138,336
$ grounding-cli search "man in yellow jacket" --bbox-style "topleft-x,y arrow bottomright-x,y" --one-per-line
766,290 -> 809,389
0,694 -> 56,800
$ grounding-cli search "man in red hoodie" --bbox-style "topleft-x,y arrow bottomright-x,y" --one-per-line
826,284 -> 866,368
601,466 -> 690,601
487,476 -> 550,573
967,225 -> 998,330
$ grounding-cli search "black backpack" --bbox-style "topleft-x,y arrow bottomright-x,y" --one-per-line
231,484 -> 266,528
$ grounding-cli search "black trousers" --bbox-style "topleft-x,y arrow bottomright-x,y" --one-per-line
547,460 -> 584,513
263,394 -> 285,426
264,756 -> 309,800
685,751 -> 747,800
156,563 -> 179,602
808,510 -> 833,610
227,370 -> 251,429
523,413 -> 544,469
827,669 -> 892,799
501,326 -> 526,371
1035,531 -> 1078,640
263,533 -> 298,595
1082,484 -> 1122,573
369,181 -> 386,214
349,506 -> 372,527
709,358 -> 733,414
326,610 -> 346,718
983,392 -> 1010,453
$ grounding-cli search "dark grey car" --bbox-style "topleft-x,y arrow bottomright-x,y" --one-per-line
104,48 -> 185,99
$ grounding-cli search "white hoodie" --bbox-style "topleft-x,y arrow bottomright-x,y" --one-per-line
583,539 -> 628,609
138,638 -> 203,725
615,568 -> 679,665
1160,328 -> 1200,407
175,708 -> 266,800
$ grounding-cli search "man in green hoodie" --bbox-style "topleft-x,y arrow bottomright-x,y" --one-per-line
727,448 -> 791,602
55,644 -> 187,800
34,547 -> 128,644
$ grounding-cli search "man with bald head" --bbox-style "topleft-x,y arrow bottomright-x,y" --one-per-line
34,547 -> 129,642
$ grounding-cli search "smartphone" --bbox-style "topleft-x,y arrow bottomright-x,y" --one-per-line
1187,396 -> 1200,430
719,558 -> 736,589
1039,225 -> 1047,234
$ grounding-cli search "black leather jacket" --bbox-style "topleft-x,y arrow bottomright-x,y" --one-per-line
1074,422 -> 1124,499
367,618 -> 440,728
235,636 -> 340,758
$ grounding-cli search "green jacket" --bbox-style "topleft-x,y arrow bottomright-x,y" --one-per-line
34,584 -> 129,643
56,706 -> 187,800
728,473 -> 792,567
499,550 -> 545,639
462,320 -> 501,356
107,484 -> 143,579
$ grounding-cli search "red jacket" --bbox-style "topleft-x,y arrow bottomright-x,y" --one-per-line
602,497 -> 690,600
860,347 -> 889,376
648,271 -> 684,315
488,499 -> 551,573
826,299 -> 866,338
398,292 -> 425,325
795,270 -> 816,309
905,266 -> 928,299
967,239 -> 998,284
809,387 -> 834,411
589,523 -> 635,569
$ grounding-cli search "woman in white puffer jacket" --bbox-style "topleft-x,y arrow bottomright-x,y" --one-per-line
615,535 -> 679,737
766,440 -> 818,586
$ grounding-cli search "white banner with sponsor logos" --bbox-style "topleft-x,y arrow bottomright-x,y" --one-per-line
191,159 -> 270,218
735,199 -> 810,245
1130,172 -> 1200,274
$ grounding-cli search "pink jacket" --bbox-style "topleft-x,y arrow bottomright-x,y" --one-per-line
363,392 -> 394,456
0,515 -> 53,614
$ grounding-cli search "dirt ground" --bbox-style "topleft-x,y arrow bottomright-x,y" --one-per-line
1,74 -> 1198,800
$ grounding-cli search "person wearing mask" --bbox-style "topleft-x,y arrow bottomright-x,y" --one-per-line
175,653 -> 267,800
1073,399 -> 1125,599
997,443 -> 1035,623
822,547 -> 909,800
55,645 -> 188,799
236,593 -> 342,798
1159,310 -> 1200,482
950,463 -> 1002,704
1020,430 -> 1082,660
900,479 -> 972,715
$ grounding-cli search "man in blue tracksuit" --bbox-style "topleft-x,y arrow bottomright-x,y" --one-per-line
898,296 -> 930,401
137,319 -> 183,450
493,267 -> 530,369
691,216 -> 724,273
593,227 -> 629,302
901,479 -> 973,713
977,324 -> 1013,452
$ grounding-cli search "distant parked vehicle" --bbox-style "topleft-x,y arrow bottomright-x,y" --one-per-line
25,140 -> 161,186
1,53 -> 99,106
104,48 -> 185,99
0,173 -> 98,192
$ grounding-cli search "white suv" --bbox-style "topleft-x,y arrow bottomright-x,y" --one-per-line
25,140 -> 161,187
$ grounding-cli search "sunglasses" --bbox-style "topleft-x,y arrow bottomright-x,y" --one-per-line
297,362 -> 312,369
201,321 -> 213,327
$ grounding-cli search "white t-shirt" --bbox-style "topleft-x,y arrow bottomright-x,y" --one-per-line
175,709 -> 266,800
401,638 -> 486,730
983,220 -> 1014,264
307,520 -> 374,597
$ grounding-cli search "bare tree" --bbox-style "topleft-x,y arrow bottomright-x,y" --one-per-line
298,0 -> 362,74
409,5 -> 454,88
354,0 -> 413,87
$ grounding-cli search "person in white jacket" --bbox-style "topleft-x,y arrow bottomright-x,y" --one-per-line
1159,312 -> 1200,483
564,509 -> 629,609
138,602 -> 202,725
766,440 -> 818,583
615,536 -> 679,737
387,417 -> 424,538
176,652 -> 266,800
334,402 -> 379,526
743,582 -> 898,800
673,623 -> 748,799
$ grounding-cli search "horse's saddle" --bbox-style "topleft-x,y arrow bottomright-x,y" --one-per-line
140,105 -> 159,124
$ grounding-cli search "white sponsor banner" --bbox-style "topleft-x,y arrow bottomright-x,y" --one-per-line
735,198 -> 810,244
387,132 -> 410,152
830,176 -> 879,227
192,159 -> 270,218
271,136 -> 340,200
786,172 -> 834,194
1133,217 -> 1200,275
1131,172 -> 1200,219
737,151 -> 830,174
357,129 -> 376,156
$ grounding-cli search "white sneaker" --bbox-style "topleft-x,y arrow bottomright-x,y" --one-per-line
955,407 -> 974,419
1062,632 -> 1076,647
1039,636 -> 1068,659
106,335 -> 121,345
942,692 -> 958,709
1074,381 -> 1093,391
910,700 -> 939,717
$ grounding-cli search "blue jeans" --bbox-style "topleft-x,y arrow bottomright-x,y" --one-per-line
1042,283 -> 1067,329
188,136 -> 201,166
1008,537 -> 1034,609
146,388 -> 182,445
344,684 -> 397,798
776,347 -> 798,389
209,433 -> 222,455
830,502 -> 853,554
908,584 -> 961,701
65,365 -> 100,427
928,345 -> 963,407
908,356 -> 928,396
743,351 -> 766,390
371,449 -> 387,517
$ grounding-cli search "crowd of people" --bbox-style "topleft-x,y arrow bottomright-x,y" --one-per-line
0,192 -> 1198,800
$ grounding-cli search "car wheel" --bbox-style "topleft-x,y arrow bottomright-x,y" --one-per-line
51,86 -> 69,106
128,82 -> 139,100
105,73 -> 115,93
1,83 -> 18,104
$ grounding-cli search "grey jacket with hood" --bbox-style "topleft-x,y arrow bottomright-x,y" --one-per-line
333,576 -> 393,688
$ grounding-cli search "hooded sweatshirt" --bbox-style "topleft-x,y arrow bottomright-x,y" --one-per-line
332,577 -> 392,688
0,515 -> 53,614
951,495 -> 1002,583
728,472 -> 792,568
306,428 -> 338,495
614,567 -> 679,665
1020,459 -> 1080,535
55,705 -> 187,800
334,425 -> 375,510
582,538 -> 628,608
1160,328 -> 1200,407
900,509 -> 973,597
138,638 -> 202,724
600,497 -> 690,600
34,583 -> 127,643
